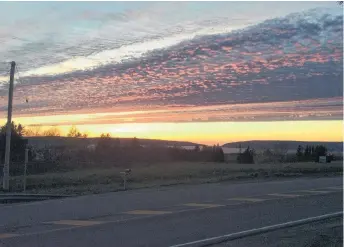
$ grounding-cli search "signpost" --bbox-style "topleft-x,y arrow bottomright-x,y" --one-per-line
120,169 -> 131,190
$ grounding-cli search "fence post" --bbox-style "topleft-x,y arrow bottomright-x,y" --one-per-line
23,148 -> 28,192
120,169 -> 131,191
123,173 -> 127,190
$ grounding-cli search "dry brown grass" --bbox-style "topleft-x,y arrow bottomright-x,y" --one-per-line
9,161 -> 343,195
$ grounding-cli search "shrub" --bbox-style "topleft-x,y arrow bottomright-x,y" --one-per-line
237,147 -> 255,164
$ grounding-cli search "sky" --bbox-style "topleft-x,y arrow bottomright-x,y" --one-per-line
0,1 -> 342,145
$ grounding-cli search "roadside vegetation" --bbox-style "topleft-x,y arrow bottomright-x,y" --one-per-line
9,161 -> 343,195
0,122 -> 342,195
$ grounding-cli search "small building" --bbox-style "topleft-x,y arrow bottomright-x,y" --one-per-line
222,148 -> 241,163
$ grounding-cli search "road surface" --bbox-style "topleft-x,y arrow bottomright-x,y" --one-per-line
0,177 -> 342,247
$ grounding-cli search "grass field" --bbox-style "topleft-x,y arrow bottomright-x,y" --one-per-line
9,161 -> 343,195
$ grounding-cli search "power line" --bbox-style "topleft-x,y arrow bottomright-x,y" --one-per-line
15,63 -> 31,104
0,61 -> 11,72
0,62 -> 11,86
15,64 -> 24,84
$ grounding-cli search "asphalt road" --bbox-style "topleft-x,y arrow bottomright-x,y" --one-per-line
0,177 -> 342,247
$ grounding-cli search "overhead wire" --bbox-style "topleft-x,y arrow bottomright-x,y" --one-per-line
15,64 -> 24,84
0,61 -> 11,74
15,63 -> 30,104
0,62 -> 32,121
0,62 -> 11,90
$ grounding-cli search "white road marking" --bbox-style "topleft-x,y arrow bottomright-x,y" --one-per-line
326,186 -> 343,190
268,193 -> 301,198
228,197 -> 266,202
183,203 -> 224,208
49,220 -> 104,226
299,190 -> 333,194
125,210 -> 171,215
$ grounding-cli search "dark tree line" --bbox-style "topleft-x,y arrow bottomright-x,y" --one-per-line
0,122 -> 30,163
34,134 -> 226,172
91,137 -> 225,163
296,145 -> 331,162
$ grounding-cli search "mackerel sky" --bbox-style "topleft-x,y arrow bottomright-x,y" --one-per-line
0,1 -> 342,126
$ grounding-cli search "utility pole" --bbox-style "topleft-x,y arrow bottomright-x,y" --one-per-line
2,61 -> 15,191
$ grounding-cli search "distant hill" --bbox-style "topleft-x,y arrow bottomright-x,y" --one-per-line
27,136 -> 199,148
223,140 -> 343,152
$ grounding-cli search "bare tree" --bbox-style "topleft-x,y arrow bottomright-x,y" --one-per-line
100,133 -> 111,138
67,125 -> 88,138
43,127 -> 61,137
24,126 -> 42,136
273,142 -> 289,163
67,125 -> 82,138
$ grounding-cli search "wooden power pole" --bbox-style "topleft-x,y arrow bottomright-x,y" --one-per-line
2,61 -> 15,191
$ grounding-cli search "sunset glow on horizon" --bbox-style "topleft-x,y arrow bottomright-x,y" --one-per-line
1,119 -> 341,146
